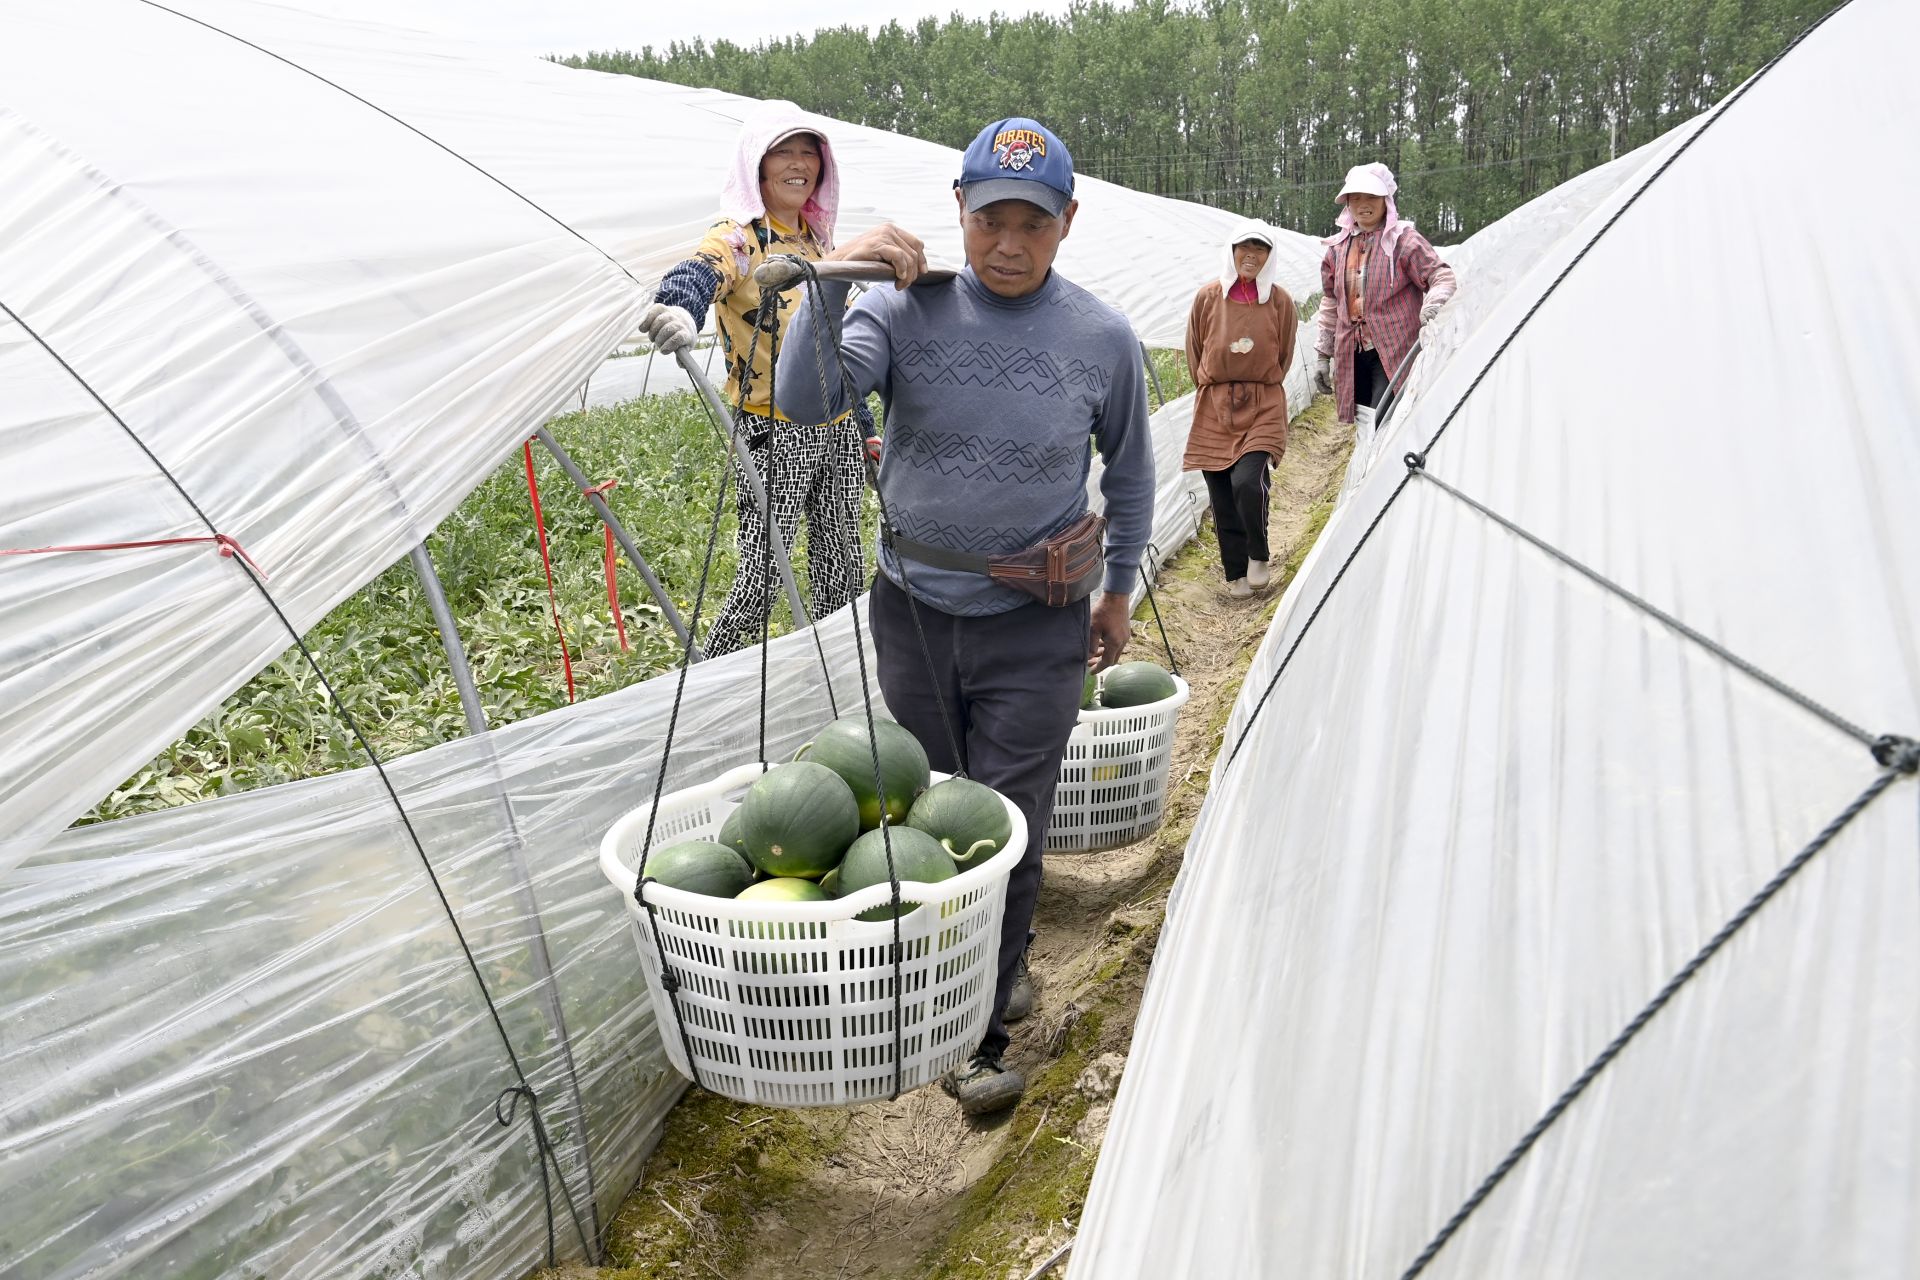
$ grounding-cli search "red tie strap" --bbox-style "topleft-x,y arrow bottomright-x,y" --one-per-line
581,478 -> 631,653
523,442 -> 577,703
1,532 -> 267,580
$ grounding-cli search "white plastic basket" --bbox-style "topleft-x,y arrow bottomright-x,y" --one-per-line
599,763 -> 1027,1107
1047,676 -> 1191,854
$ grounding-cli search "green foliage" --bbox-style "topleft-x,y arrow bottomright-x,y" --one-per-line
560,0 -> 1837,238
1145,346 -> 1196,405
82,393 -> 877,825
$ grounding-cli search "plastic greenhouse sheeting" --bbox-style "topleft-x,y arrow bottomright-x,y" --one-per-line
0,0 -> 1321,867
1336,129 -> 1699,500
0,355 -> 1227,1276
0,614 -> 861,1279
1075,2 -> 1920,1276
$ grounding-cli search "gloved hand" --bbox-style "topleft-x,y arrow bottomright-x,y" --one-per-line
863,435 -> 883,465
1419,298 -> 1447,326
638,302 -> 697,355
1312,352 -> 1333,396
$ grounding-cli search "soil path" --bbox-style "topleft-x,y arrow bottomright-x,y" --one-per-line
552,399 -> 1352,1280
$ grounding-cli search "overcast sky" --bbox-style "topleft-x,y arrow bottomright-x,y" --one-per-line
337,0 -> 1074,58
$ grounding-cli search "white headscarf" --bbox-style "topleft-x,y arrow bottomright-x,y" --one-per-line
1217,218 -> 1284,303
1329,161 -> 1413,260
718,100 -> 841,250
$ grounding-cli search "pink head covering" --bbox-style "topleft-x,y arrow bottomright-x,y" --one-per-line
719,99 -> 841,250
1330,161 -> 1412,259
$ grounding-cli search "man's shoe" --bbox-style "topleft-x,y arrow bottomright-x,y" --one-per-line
942,1052 -> 1026,1116
1227,577 -> 1252,599
1247,559 -> 1271,589
1005,952 -> 1035,1023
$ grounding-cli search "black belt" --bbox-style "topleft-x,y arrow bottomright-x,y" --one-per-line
883,527 -> 992,574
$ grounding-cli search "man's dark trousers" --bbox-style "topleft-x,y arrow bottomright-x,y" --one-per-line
869,571 -> 1088,1061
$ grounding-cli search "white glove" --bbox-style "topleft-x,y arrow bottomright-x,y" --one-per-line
638,302 -> 696,355
1419,298 -> 1446,326
1312,353 -> 1333,396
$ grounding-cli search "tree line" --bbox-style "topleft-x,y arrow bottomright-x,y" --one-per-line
560,0 -> 1835,240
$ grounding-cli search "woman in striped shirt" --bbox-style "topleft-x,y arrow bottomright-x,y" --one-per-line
1312,163 -> 1457,425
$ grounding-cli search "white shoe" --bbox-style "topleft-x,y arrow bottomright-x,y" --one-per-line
1227,577 -> 1252,599
1247,559 -> 1271,589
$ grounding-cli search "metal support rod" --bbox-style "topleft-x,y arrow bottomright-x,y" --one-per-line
532,426 -> 702,660
674,347 -> 812,631
405,539 -> 604,1250
1140,340 -> 1166,409
752,257 -> 960,291
1373,337 -> 1424,428
1023,1238 -> 1074,1280
409,542 -> 489,736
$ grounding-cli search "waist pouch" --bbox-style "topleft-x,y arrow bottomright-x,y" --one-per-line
886,512 -> 1106,607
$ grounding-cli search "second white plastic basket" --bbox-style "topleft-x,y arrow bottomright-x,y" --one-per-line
599,764 -> 1027,1107
1047,676 -> 1191,854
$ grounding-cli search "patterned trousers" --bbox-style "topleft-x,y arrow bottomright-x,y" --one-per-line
704,411 -> 866,656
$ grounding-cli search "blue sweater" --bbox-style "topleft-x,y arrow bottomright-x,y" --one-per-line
776,268 -> 1155,617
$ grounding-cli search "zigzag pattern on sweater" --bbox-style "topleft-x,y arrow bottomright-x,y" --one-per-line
893,339 -> 1113,400
893,425 -> 1084,486
885,507 -> 1037,555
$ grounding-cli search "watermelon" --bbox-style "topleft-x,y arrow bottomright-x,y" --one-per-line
835,826 -> 956,920
819,865 -> 842,897
906,778 -> 1014,871
716,804 -> 750,857
796,716 -> 930,830
1099,661 -> 1178,709
735,877 -> 830,903
737,761 -> 860,879
642,839 -> 755,898
1080,668 -> 1100,710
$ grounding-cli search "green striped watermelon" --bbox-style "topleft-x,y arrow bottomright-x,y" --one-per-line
906,778 -> 1013,871
737,761 -> 859,879
796,715 -> 930,830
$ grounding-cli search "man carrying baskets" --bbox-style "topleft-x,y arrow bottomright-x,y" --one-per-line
777,117 -> 1155,1116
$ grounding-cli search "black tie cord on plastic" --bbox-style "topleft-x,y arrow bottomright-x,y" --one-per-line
1384,449 -> 1910,1278
495,1086 -> 562,1267
0,294 -> 596,1265
1402,455 -> 1880,751
1223,0 -> 1853,775
1399,737 -> 1917,1279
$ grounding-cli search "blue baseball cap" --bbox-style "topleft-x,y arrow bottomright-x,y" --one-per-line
955,118 -> 1075,217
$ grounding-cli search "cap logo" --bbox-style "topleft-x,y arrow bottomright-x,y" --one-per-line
994,127 -> 1048,172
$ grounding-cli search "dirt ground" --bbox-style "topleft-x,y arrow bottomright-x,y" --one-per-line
545,398 -> 1351,1280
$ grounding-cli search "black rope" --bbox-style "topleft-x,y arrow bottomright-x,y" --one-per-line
788,255 -> 968,777
1224,468 -> 1416,768
0,297 -> 597,1260
1140,541 -> 1180,675
495,1086 -> 560,1267
784,257 -> 916,1096
757,394 -> 777,766
1399,744 -> 1919,1279
734,272 -> 842,717
632,440 -> 742,1095
1406,459 -> 1880,751
846,599 -> 911,1100
137,2 -> 641,291
1222,0 -> 1856,774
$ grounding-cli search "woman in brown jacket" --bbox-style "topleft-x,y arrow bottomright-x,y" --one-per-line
1184,220 -> 1297,598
